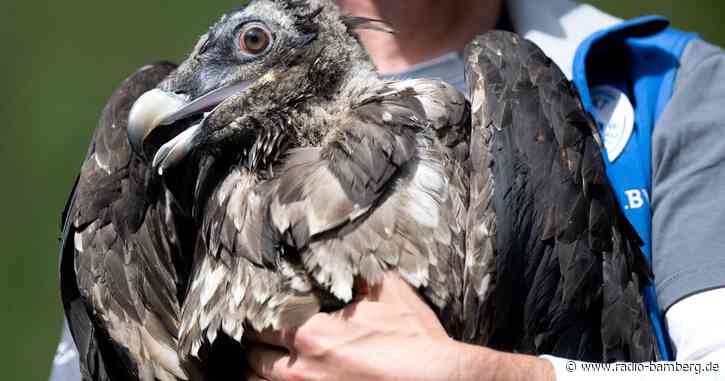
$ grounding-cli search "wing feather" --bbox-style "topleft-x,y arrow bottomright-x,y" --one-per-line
464,31 -> 658,361
60,62 -> 200,380
179,168 -> 320,359
180,79 -> 471,355
271,80 -> 470,325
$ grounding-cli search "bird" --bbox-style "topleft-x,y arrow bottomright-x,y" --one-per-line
463,34 -> 658,362
59,0 -> 659,380
59,61 -> 201,381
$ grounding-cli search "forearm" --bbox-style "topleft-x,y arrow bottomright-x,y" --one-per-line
454,342 -> 555,381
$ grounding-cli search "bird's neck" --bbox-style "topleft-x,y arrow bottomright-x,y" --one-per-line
219,43 -> 382,170
279,68 -> 378,149
276,43 -> 381,145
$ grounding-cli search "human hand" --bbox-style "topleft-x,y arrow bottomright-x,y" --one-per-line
245,272 -> 463,381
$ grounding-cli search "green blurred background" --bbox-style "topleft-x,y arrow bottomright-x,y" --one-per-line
1,1 -> 723,379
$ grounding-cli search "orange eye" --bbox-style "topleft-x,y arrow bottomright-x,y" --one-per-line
239,24 -> 272,55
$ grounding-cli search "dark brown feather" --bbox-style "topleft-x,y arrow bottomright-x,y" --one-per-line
464,31 -> 658,361
60,63 -> 201,380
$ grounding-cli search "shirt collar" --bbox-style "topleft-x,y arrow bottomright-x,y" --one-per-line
385,0 -> 623,88
508,0 -> 622,78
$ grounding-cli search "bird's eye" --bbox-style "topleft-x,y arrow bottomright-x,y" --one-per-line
239,23 -> 272,55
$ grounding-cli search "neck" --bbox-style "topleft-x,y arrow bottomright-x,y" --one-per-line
335,0 -> 502,74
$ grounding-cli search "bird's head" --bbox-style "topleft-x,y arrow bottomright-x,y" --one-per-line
128,0 -> 383,175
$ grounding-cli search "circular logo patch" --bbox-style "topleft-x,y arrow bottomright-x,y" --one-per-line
591,85 -> 635,163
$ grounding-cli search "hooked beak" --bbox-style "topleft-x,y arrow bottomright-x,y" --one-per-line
127,80 -> 254,174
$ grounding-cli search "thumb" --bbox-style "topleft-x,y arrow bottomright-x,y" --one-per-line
359,272 -> 422,305
352,276 -> 372,302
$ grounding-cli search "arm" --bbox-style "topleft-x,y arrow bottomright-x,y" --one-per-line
247,273 -> 725,381
650,38 -> 725,327
245,41 -> 725,381
528,38 -> 725,380
247,273 -> 555,381
544,289 -> 725,381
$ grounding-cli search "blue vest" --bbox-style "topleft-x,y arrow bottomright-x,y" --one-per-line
572,16 -> 699,360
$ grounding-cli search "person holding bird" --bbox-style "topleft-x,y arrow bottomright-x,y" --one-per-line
50,1 -> 725,381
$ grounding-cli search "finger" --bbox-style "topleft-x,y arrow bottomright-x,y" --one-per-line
355,273 -> 443,328
353,276 -> 371,301
253,312 -> 342,350
366,272 -> 421,304
247,344 -> 293,381
247,328 -> 296,350
245,370 -> 270,381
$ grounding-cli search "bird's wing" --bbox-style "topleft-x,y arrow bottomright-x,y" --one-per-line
268,80 -> 470,319
60,62 -> 198,380
179,80 -> 470,354
463,31 -> 658,361
178,168 -> 320,360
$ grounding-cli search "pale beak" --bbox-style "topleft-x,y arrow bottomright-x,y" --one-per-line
152,123 -> 202,176
127,89 -> 187,154
127,80 -> 254,172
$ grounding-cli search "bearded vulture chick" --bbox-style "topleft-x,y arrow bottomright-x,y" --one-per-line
60,1 -> 658,380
